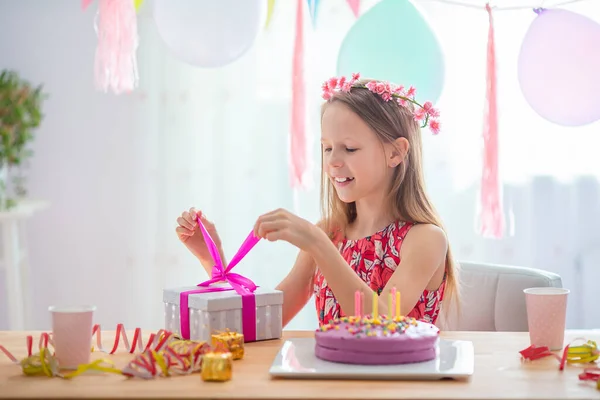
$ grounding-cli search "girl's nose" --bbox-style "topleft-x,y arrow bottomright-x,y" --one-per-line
327,151 -> 344,168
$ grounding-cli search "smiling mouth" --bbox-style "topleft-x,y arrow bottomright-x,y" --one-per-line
332,177 -> 355,184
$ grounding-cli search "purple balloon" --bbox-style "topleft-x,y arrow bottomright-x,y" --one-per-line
518,9 -> 600,127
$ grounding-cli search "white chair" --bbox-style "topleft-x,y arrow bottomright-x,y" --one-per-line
440,261 -> 563,332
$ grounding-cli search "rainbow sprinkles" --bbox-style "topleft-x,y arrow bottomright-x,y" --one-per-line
321,72 -> 441,135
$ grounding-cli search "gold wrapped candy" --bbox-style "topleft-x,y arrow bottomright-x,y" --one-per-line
211,330 -> 244,360
201,351 -> 232,382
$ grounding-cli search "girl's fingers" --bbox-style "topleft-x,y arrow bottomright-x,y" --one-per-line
256,220 -> 285,238
176,226 -> 194,237
183,211 -> 198,227
189,207 -> 199,221
177,215 -> 195,231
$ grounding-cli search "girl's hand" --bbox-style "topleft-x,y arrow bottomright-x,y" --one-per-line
254,208 -> 322,252
176,208 -> 226,272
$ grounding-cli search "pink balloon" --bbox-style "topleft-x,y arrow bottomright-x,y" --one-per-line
518,9 -> 600,126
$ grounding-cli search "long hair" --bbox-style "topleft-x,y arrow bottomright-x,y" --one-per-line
319,80 -> 460,318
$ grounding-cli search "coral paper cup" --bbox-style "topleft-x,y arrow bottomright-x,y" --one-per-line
48,305 -> 96,369
523,288 -> 569,351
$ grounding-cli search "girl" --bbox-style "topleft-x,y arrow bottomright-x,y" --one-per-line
176,73 -> 459,327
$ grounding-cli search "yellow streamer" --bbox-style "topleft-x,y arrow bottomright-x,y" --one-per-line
134,0 -> 144,12
566,340 -> 599,365
265,0 -> 276,28
21,347 -> 121,379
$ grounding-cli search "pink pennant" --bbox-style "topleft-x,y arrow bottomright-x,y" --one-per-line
290,0 -> 307,189
346,0 -> 360,18
479,3 -> 504,238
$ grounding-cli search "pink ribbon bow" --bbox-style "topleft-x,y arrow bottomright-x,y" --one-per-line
179,218 -> 261,341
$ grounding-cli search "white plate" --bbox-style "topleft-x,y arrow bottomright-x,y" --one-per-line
269,337 -> 474,381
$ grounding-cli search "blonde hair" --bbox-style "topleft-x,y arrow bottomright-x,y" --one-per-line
319,80 -> 460,317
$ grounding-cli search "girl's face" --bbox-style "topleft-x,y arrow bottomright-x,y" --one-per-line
321,102 -> 405,205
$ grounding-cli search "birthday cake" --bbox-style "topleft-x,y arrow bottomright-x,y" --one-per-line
314,315 -> 440,365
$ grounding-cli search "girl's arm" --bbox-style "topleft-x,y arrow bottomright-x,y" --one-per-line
308,224 -> 447,316
381,224 -> 448,315
276,249 -> 316,327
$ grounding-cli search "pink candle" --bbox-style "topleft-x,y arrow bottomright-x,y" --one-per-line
359,291 -> 364,316
391,287 -> 397,316
354,290 -> 361,316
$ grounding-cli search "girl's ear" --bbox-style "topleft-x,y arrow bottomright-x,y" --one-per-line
387,137 -> 409,168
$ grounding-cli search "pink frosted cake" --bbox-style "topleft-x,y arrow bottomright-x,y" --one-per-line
314,315 -> 440,365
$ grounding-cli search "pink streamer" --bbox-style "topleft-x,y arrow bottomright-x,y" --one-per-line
290,0 -> 307,189
346,0 -> 361,18
179,219 -> 261,341
87,0 -> 139,95
479,3 -> 504,238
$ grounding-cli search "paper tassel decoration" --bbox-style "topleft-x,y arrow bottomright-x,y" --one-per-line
306,0 -> 320,27
290,0 -> 307,189
82,0 -> 139,95
346,0 -> 360,18
265,0 -> 276,28
478,3 -> 504,238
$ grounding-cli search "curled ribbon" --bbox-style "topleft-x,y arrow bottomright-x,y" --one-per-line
179,218 -> 261,341
519,339 -> 599,390
578,367 -> 600,390
0,324 -> 212,379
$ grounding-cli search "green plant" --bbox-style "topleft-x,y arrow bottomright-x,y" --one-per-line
0,70 -> 46,209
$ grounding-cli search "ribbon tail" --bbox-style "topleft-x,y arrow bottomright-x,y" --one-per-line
225,273 -> 258,292
197,217 -> 225,277
225,231 -> 261,273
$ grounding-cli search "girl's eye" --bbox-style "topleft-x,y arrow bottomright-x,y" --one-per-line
322,146 -> 358,153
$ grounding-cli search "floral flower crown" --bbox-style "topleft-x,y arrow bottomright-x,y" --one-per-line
321,73 -> 440,135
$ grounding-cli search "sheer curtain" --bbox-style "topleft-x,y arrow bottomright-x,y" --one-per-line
134,0 -> 600,330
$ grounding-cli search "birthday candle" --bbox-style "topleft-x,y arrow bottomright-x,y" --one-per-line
395,291 -> 401,319
354,290 -> 360,317
359,291 -> 364,316
390,287 -> 396,317
372,290 -> 378,318
388,290 -> 392,319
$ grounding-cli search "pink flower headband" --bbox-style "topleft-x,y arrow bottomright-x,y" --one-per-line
321,73 -> 440,135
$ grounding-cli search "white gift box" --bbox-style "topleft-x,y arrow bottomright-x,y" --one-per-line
163,286 -> 283,343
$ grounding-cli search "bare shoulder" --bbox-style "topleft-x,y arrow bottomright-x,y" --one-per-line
401,223 -> 448,257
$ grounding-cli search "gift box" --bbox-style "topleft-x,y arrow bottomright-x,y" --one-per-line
162,218 -> 283,343
163,285 -> 283,342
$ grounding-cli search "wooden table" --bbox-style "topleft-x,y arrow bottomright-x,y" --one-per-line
0,329 -> 598,399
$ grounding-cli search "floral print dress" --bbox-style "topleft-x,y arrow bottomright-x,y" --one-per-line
313,221 -> 446,326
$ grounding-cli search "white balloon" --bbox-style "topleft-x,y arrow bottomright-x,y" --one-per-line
153,0 -> 264,68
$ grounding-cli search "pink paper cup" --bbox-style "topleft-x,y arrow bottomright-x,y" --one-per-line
523,288 -> 569,351
48,305 -> 96,369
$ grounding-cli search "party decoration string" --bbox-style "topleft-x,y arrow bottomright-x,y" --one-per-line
0,324 -> 213,379
478,3 -> 504,239
519,339 -> 599,390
